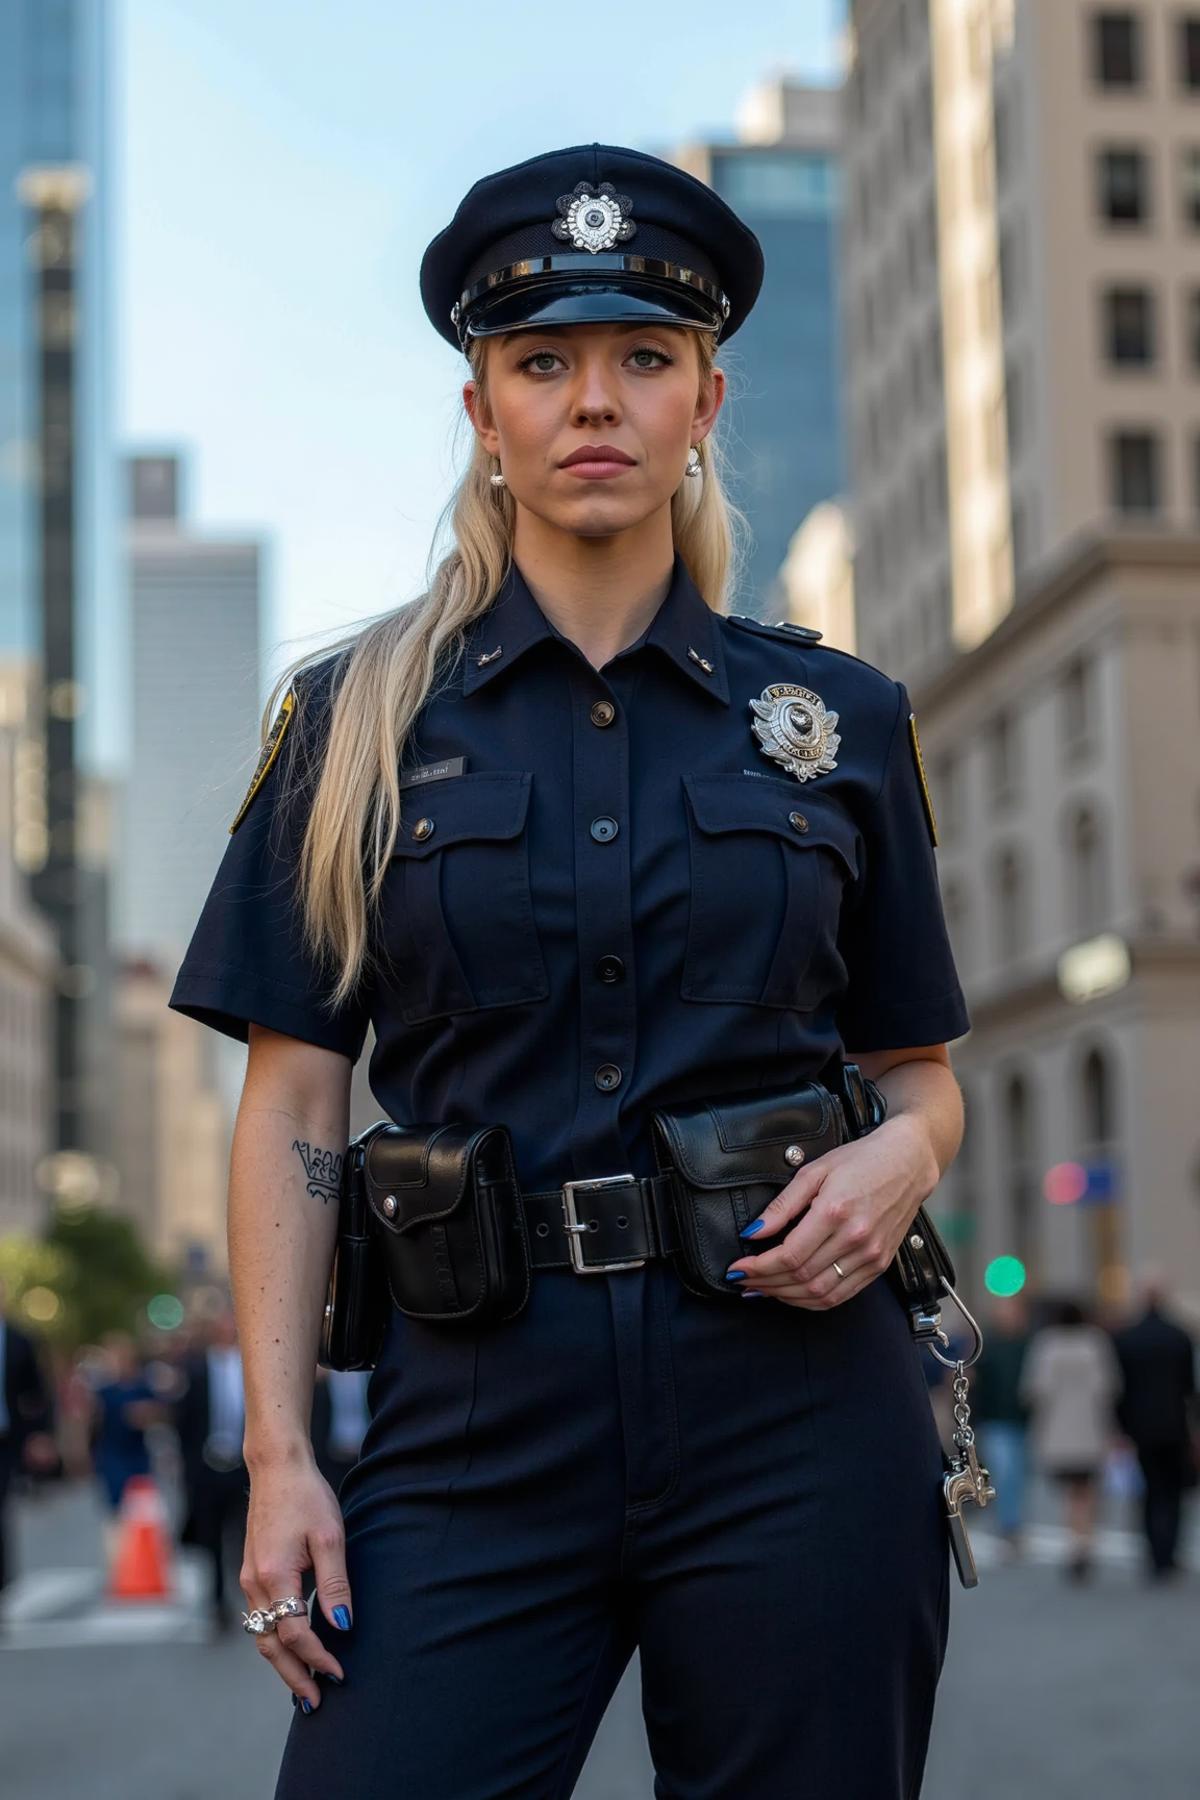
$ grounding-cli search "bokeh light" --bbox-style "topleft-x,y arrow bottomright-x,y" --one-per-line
20,1285 -> 61,1323
984,1255 -> 1026,1297
1044,1161 -> 1089,1205
146,1293 -> 185,1331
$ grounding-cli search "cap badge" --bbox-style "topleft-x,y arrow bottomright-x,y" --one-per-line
552,182 -> 637,254
749,683 -> 840,783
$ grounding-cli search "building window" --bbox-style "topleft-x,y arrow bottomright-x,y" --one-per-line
1103,286 -> 1156,364
1186,290 -> 1200,367
1066,802 -> 1110,934
987,708 -> 1020,804
933,751 -> 961,840
1182,147 -> 1200,223
1059,653 -> 1095,751
1080,1046 -> 1118,1144
1098,147 -> 1149,223
1109,429 -> 1161,511
996,848 -> 1028,964
1178,17 -> 1200,89
1092,11 -> 1142,87
1003,1072 -> 1039,1272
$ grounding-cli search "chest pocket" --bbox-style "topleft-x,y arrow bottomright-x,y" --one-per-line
681,774 -> 861,1009
379,771 -> 548,1024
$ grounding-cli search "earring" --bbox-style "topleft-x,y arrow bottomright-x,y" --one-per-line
489,461 -> 507,489
685,445 -> 702,478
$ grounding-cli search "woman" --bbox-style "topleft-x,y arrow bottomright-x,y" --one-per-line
1019,1296 -> 1124,1580
88,1332 -> 162,1526
170,143 -> 970,1799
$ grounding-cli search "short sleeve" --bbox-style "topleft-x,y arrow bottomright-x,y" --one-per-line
167,665 -> 373,1060
834,678 -> 970,1052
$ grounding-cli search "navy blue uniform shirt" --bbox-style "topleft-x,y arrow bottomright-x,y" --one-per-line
168,554 -> 970,1190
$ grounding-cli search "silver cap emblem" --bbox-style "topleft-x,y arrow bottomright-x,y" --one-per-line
552,182 -> 637,254
749,683 -> 840,782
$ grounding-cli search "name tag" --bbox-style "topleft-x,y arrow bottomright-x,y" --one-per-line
398,755 -> 467,790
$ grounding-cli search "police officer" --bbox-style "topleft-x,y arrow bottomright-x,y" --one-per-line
169,142 -> 970,1799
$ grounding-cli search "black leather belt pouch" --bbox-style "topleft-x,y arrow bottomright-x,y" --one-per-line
650,1078 -> 849,1303
361,1120 -> 532,1327
651,1064 -> 958,1332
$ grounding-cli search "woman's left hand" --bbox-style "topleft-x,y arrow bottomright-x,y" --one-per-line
725,1114 -> 940,1309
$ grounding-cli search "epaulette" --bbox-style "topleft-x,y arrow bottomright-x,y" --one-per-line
726,614 -> 823,644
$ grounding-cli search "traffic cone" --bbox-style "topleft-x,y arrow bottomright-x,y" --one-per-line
107,1473 -> 173,1600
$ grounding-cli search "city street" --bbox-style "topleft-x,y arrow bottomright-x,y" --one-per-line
3,1475 -> 1196,1799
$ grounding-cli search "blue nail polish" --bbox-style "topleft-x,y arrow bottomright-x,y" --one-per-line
325,1673 -> 344,1685
740,1289 -> 766,1299
725,1268 -> 746,1281
739,1219 -> 765,1238
300,1697 -> 314,1715
332,1605 -> 352,1631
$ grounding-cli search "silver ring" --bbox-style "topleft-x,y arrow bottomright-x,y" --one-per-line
241,1607 -> 278,1637
269,1594 -> 306,1622
832,1259 -> 847,1279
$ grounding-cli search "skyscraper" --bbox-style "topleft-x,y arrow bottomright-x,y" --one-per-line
673,80 -> 846,616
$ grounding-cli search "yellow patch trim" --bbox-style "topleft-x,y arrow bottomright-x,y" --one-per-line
908,710 -> 939,847
229,688 -> 296,833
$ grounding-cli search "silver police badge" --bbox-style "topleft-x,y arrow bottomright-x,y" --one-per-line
552,183 -> 637,253
749,683 -> 840,782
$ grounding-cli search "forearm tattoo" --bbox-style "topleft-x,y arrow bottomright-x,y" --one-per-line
291,1138 -> 343,1206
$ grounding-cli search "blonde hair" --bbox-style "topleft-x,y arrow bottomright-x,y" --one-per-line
266,329 -> 745,1020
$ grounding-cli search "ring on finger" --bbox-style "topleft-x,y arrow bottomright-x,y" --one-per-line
269,1594 -> 307,1622
831,1259 -> 847,1279
241,1607 -> 278,1637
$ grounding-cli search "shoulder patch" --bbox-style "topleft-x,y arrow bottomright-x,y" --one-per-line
229,688 -> 297,833
726,614 -> 823,644
907,710 -> 939,848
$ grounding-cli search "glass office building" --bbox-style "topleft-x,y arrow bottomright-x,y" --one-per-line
675,129 -> 845,618
0,0 -> 115,770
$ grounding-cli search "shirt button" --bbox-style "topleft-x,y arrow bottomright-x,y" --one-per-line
594,1063 -> 622,1092
590,700 -> 616,727
788,811 -> 809,833
412,816 -> 435,840
590,815 -> 619,843
595,954 -> 625,983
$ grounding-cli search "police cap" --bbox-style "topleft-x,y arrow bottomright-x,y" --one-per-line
420,142 -> 765,354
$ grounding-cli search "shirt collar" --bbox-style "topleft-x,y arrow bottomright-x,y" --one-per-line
460,552 -> 730,705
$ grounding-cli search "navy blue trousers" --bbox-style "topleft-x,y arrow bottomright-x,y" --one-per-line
275,1260 -> 950,1799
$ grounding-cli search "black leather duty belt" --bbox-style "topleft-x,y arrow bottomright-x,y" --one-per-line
520,1172 -> 680,1274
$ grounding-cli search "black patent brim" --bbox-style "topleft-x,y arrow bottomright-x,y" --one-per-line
463,278 -> 721,340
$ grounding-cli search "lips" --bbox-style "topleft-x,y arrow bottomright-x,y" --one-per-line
559,444 -> 637,469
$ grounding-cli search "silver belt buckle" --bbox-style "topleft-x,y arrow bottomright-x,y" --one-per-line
560,1173 -> 647,1274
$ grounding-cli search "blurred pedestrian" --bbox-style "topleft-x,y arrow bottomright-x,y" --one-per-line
88,1331 -> 165,1553
309,1368 -> 369,1496
1111,1266 -> 1198,1581
974,1293 -> 1033,1557
0,1277 -> 56,1593
173,1304 -> 249,1631
1019,1296 -> 1123,1580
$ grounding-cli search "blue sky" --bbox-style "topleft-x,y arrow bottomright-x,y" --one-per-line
116,0 -> 842,695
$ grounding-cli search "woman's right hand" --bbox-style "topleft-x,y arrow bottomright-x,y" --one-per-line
240,1452 -> 352,1711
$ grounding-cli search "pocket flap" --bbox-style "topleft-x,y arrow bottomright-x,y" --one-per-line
683,775 -> 858,875
390,771 -> 532,858
364,1122 -> 485,1232
653,1081 -> 843,1190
